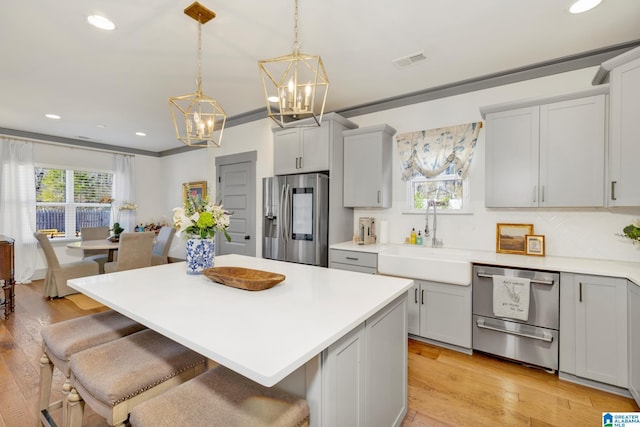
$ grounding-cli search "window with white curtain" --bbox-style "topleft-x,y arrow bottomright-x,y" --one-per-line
35,166 -> 113,238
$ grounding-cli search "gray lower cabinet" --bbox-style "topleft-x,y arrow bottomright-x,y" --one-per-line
322,294 -> 407,427
329,249 -> 377,274
408,280 -> 472,349
560,273 -> 628,388
629,282 -> 640,405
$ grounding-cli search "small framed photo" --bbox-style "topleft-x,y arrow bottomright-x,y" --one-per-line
183,181 -> 207,203
525,234 -> 545,256
496,223 -> 534,255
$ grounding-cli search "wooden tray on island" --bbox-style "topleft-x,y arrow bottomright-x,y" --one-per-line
203,267 -> 285,291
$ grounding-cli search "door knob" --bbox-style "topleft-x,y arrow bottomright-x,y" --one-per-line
244,235 -> 250,240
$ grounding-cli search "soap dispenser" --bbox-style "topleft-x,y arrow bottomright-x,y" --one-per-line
417,231 -> 423,246
410,228 -> 417,245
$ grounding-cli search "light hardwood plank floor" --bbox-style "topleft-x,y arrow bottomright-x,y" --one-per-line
1,281 -> 637,426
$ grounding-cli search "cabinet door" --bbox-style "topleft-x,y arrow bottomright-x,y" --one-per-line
485,107 -> 539,207
274,128 -> 301,175
407,283 -> 420,335
629,283 -> 640,405
365,295 -> 407,427
419,281 -> 472,348
575,274 -> 628,387
539,95 -> 605,207
609,57 -> 640,206
322,323 -> 366,427
301,125 -> 330,173
343,132 -> 388,208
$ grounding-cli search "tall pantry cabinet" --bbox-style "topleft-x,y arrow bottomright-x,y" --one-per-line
593,46 -> 640,206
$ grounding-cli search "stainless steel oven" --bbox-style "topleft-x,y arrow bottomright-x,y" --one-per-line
472,264 -> 560,372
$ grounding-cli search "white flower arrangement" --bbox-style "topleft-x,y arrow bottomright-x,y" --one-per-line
173,193 -> 231,240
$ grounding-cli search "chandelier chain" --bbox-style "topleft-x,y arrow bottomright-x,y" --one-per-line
197,14 -> 203,92
292,0 -> 300,53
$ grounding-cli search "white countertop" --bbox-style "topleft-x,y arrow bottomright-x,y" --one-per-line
67,254 -> 413,387
330,241 -> 640,286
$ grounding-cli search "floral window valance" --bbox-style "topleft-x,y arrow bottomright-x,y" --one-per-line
396,122 -> 482,181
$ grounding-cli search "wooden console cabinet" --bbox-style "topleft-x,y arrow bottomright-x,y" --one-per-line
0,235 -> 15,319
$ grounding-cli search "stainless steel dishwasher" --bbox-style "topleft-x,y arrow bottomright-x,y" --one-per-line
472,264 -> 560,372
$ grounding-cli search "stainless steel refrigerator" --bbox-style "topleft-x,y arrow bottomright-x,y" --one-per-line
263,173 -> 329,267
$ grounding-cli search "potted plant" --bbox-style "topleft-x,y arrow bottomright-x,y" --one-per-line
173,191 -> 231,274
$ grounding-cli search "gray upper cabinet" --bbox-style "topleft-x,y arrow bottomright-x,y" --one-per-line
594,47 -> 640,206
343,124 -> 396,208
481,87 -> 607,208
272,113 -> 357,176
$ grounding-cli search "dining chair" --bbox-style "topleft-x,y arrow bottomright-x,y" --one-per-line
151,226 -> 176,265
34,232 -> 100,298
104,232 -> 155,273
80,226 -> 110,273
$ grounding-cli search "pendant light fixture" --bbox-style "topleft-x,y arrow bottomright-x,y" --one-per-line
258,0 -> 329,128
169,2 -> 226,147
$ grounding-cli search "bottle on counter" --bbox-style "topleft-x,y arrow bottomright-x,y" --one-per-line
410,228 -> 417,245
417,231 -> 423,246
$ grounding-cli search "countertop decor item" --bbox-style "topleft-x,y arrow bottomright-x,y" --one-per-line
618,219 -> 640,244
203,267 -> 285,291
174,187 -> 231,274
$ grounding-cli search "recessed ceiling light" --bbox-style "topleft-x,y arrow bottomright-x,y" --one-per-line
45,113 -> 61,120
87,15 -> 116,30
135,132 -> 147,137
569,0 -> 602,14
267,96 -> 279,103
96,124 -> 106,128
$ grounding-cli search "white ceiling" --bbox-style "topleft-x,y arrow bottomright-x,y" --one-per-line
2,0 -> 640,154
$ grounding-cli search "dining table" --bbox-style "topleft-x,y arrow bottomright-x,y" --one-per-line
67,254 -> 413,426
66,239 -> 120,262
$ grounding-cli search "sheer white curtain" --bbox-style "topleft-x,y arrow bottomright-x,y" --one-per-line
0,139 -> 37,282
113,154 -> 136,233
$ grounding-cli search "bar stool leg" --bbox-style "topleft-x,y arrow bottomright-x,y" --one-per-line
67,388 -> 84,427
37,352 -> 53,427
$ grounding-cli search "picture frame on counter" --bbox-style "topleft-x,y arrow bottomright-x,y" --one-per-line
525,234 -> 545,256
183,181 -> 207,203
496,223 -> 534,255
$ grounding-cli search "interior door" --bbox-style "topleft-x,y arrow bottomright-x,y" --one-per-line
217,161 -> 255,256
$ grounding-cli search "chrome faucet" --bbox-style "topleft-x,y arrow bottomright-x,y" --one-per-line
425,199 -> 443,248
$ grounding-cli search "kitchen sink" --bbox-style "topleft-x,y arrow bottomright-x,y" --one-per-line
377,244 -> 472,285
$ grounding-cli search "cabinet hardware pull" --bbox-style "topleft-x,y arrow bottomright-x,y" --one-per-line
421,289 -> 424,305
611,181 -> 617,201
345,256 -> 359,261
533,186 -> 537,203
299,157 -> 303,169
476,319 -> 553,343
377,191 -> 381,203
541,186 -> 545,203
476,272 -> 554,286
579,282 -> 582,303
414,288 -> 418,304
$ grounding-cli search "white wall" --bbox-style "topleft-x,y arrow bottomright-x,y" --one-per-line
348,67 -> 640,262
163,118 -> 275,259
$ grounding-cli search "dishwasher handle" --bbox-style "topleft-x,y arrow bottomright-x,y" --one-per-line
476,272 -> 555,286
475,318 -> 554,343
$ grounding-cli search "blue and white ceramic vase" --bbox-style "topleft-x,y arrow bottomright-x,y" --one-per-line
186,238 -> 215,275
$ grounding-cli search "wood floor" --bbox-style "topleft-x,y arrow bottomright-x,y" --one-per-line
1,281 -> 638,427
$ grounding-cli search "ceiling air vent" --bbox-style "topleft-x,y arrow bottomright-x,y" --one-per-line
392,51 -> 427,68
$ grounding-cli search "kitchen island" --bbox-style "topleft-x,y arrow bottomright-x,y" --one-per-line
68,254 -> 413,427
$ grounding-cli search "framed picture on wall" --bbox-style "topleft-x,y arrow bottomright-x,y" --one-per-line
496,223 -> 534,255
525,234 -> 545,256
183,181 -> 207,203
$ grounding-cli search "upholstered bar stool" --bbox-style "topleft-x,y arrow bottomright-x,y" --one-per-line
38,310 -> 146,427
129,365 -> 310,427
67,329 -> 207,427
